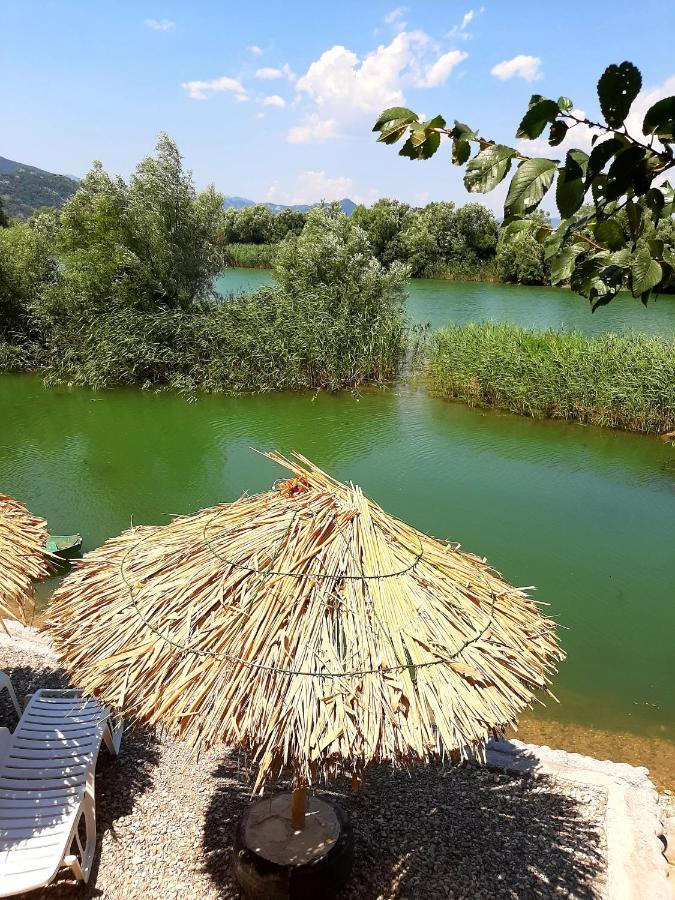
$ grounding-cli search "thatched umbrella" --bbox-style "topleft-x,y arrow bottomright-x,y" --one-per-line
0,494 -> 55,627
47,452 -> 562,890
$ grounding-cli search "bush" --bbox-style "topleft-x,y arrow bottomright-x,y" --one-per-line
495,229 -> 549,285
42,204 -> 410,393
426,322 -> 675,433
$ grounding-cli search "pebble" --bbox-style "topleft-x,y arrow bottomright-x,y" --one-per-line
1,642 -> 613,899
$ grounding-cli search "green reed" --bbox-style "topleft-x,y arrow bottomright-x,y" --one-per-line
426,322 -> 675,434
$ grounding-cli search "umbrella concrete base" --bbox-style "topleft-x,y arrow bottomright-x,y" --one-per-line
233,792 -> 354,900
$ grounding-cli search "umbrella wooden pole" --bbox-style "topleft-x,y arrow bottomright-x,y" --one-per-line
291,786 -> 306,831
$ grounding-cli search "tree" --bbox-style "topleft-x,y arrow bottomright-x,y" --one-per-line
351,199 -> 412,266
275,203 -> 408,319
373,61 -> 675,309
35,134 -> 227,328
0,197 -> 8,228
0,221 -> 56,333
274,208 -> 306,241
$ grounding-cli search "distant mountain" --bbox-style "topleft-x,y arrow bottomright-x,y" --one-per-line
0,154 -> 358,221
223,195 -> 357,216
0,156 -> 78,219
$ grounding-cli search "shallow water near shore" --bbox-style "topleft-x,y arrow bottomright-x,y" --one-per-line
2,373 -> 673,786
215,268 -> 675,337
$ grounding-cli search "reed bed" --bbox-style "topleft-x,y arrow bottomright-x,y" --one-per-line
0,494 -> 53,626
40,286 -> 408,393
223,243 -> 276,269
48,452 -> 562,789
426,323 -> 675,434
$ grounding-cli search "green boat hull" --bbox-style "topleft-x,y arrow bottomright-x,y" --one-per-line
46,533 -> 82,557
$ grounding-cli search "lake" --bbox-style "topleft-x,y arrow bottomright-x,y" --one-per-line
215,268 -> 675,338
2,369 -> 674,784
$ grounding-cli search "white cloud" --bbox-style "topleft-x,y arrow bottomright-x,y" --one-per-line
181,76 -> 248,101
288,31 -> 466,143
491,55 -> 542,82
247,45 -> 262,56
460,9 -> 475,30
448,7 -> 482,40
255,64 -> 296,82
263,94 -> 286,108
255,112 -> 265,119
384,7 -> 408,33
417,50 -> 468,88
287,114 -> 338,144
267,171 -> 357,205
145,18 -> 174,31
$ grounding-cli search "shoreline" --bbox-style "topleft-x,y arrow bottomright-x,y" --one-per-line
3,621 -> 674,791
0,620 -> 672,898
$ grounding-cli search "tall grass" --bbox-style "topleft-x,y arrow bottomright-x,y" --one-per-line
43,286 -> 408,393
426,322 -> 675,434
224,243 -> 276,269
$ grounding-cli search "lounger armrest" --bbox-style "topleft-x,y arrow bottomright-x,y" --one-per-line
0,727 -> 11,764
0,671 -> 22,718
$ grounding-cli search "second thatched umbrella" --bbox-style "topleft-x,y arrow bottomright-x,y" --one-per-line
0,494 -> 55,627
48,452 -> 562,783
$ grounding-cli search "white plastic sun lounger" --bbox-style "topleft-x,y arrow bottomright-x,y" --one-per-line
0,683 -> 123,897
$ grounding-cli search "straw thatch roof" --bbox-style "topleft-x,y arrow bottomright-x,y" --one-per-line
0,494 -> 54,626
48,452 -> 563,789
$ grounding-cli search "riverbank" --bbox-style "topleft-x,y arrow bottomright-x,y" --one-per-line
426,322 -> 675,434
1,623 -> 671,899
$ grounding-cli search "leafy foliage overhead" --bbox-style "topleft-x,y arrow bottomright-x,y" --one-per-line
373,61 -> 675,309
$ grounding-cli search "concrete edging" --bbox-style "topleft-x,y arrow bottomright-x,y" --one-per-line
487,738 -> 671,900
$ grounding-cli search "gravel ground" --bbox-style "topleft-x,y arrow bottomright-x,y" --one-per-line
1,637 -> 610,900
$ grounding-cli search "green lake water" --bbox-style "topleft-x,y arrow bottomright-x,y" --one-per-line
215,268 -> 675,338
2,371 -> 673,751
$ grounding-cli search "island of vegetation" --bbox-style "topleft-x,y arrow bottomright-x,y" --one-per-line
1,59 -> 674,437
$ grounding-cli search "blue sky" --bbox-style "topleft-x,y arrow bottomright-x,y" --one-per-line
3,1 -> 675,211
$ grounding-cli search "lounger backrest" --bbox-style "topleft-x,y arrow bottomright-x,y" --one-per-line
0,689 -> 111,896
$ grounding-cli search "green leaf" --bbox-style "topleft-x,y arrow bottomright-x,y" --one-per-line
419,132 -> 441,159
376,121 -> 410,144
648,238 -> 664,258
504,157 -> 557,216
550,246 -> 583,284
411,127 -> 428,147
642,96 -> 675,139
425,114 -> 447,130
373,107 -> 418,130
645,187 -> 665,224
548,121 -> 568,147
609,248 -> 632,266
558,96 -> 573,112
591,174 -> 608,205
586,137 -> 624,185
516,99 -> 560,140
594,218 -> 625,250
451,121 -> 477,140
625,200 -> 644,242
597,61 -> 642,128
605,145 -> 647,201
463,144 -> 516,193
501,219 -> 534,239
556,149 -> 589,219
631,245 -> 662,297
452,138 -> 471,165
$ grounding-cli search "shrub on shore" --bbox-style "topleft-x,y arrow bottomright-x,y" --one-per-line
36,203 -> 410,392
426,322 -> 675,433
